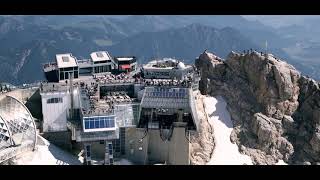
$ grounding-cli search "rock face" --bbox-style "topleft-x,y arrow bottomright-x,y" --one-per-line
190,92 -> 215,165
292,76 -> 320,163
195,50 -> 320,164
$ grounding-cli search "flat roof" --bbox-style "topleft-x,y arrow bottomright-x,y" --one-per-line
90,51 -> 111,62
56,54 -> 78,68
116,57 -> 134,61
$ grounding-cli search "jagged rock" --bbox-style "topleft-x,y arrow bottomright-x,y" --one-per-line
293,76 -> 320,162
195,50 -> 320,164
310,132 -> 320,152
282,115 -> 296,134
226,51 -> 300,119
190,93 -> 215,165
252,113 -> 279,145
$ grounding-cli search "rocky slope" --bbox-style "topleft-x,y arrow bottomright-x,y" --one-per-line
195,50 -> 320,164
190,91 -> 215,165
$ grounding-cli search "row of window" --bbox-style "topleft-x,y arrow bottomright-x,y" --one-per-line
94,65 -> 111,73
147,91 -> 186,98
47,97 -> 63,104
145,71 -> 170,77
94,60 -> 111,64
153,87 -> 186,93
84,116 -> 115,129
59,71 -> 79,80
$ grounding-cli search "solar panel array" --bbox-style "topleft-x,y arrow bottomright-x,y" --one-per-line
145,87 -> 187,98
141,87 -> 190,109
84,116 -> 115,130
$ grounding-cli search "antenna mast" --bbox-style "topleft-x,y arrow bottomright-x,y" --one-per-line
265,40 -> 268,55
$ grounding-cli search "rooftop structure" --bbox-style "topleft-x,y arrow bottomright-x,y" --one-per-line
114,56 -> 137,73
90,51 -> 112,63
56,54 -> 78,69
142,58 -> 194,80
43,51 -> 140,83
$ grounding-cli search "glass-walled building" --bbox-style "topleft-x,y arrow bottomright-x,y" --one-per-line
56,54 -> 79,81
90,51 -> 116,74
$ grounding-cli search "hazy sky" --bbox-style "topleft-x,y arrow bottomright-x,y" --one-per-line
242,15 -> 320,28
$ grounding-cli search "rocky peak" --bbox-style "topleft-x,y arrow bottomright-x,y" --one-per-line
196,50 -> 320,164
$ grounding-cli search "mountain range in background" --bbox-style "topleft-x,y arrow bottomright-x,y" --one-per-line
0,15 -> 319,85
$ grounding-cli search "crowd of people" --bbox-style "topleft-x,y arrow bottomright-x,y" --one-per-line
102,91 -> 133,104
94,73 -> 135,84
143,76 -> 193,88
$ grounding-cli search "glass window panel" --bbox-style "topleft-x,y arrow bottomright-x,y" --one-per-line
105,120 -> 109,127
95,120 -> 100,128
89,121 -> 94,129
100,119 -> 105,128
85,121 -> 89,129
110,119 -> 115,127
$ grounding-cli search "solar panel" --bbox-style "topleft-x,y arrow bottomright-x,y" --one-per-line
83,116 -> 115,130
96,52 -> 104,58
62,56 -> 69,62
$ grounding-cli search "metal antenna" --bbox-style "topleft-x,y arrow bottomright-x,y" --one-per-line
265,40 -> 268,55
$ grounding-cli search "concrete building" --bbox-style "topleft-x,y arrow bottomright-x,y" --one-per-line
114,56 -> 137,73
39,52 -> 201,165
43,51 -> 117,83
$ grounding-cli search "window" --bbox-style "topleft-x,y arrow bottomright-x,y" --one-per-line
86,145 -> 91,157
65,72 -> 69,80
99,120 -> 105,128
95,120 -> 100,128
47,97 -> 63,104
85,121 -> 89,129
74,71 -> 78,78
89,121 -> 94,129
108,143 -> 113,150
60,72 -> 64,80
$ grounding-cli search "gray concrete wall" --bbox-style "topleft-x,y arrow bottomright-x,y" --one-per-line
125,128 -> 148,164
147,130 -> 168,164
168,127 -> 190,165
90,141 -> 106,159
124,127 -> 190,165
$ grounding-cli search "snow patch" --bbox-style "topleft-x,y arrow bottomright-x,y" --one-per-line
15,135 -> 81,165
204,96 -> 253,165
275,160 -> 287,165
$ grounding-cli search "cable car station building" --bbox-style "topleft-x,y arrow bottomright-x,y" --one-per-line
40,51 -> 200,165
